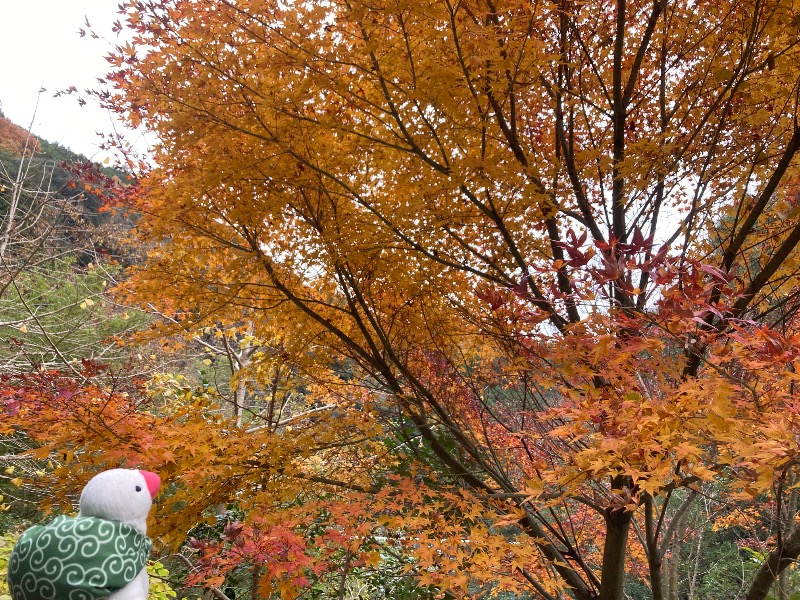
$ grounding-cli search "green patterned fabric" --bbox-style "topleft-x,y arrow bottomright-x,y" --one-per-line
7,515 -> 151,600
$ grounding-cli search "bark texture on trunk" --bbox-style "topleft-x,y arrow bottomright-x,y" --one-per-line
599,508 -> 632,600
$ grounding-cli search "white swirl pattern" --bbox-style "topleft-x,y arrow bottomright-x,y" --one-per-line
7,515 -> 151,600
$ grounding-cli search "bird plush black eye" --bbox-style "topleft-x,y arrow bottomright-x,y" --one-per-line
135,485 -> 142,492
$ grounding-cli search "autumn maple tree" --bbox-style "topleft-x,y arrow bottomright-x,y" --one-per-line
7,0 -> 800,598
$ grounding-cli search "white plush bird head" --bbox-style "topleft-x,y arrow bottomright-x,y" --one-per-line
78,468 -> 161,534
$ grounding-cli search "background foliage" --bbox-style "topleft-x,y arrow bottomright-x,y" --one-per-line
6,1 -> 800,599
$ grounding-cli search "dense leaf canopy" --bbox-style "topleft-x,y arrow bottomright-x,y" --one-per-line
8,1 -> 800,599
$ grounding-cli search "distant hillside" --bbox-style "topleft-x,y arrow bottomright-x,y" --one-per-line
0,112 -> 128,198
0,113 -> 112,172
0,111 -> 125,176
0,115 -> 40,157
0,112 -> 135,265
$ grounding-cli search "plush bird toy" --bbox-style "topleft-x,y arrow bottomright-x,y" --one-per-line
7,469 -> 161,600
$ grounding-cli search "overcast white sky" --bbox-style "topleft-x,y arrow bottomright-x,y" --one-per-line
0,1 -> 139,162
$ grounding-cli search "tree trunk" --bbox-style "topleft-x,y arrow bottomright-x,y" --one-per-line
599,507 -> 632,600
746,526 -> 800,600
667,507 -> 690,600
687,521 -> 703,599
252,564 -> 261,600
666,537 -> 682,600
645,496 -> 665,600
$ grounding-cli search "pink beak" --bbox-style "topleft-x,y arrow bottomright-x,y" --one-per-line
140,470 -> 161,499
